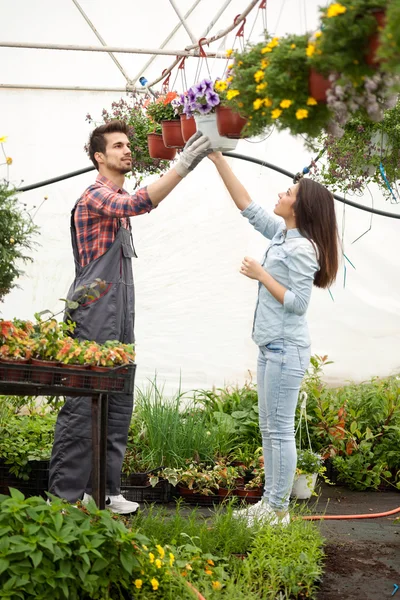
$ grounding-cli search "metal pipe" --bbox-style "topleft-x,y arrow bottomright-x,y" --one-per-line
0,83 -> 140,92
168,0 -> 198,44
71,0 -> 132,83
0,41 -> 226,57
200,0 -> 234,38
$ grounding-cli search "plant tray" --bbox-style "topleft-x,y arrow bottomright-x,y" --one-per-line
0,459 -> 49,499
120,481 -> 171,504
0,361 -> 136,395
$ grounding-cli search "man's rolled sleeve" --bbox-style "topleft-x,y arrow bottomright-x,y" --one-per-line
283,243 -> 319,316
87,186 -> 154,218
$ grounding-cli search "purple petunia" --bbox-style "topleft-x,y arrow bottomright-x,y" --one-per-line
205,90 -> 220,107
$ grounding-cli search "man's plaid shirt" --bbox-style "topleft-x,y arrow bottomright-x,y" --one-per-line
74,174 -> 154,266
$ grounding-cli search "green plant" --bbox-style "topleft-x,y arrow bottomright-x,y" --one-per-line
378,0 -> 400,75
176,463 -> 218,495
0,319 -> 34,360
145,91 -> 179,123
228,32 -> 331,139
296,449 -> 324,475
0,182 -> 39,304
85,95 -> 170,186
212,462 -> 241,490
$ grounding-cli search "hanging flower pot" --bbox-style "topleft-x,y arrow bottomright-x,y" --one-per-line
308,69 -> 331,103
365,11 -> 386,66
291,473 -> 318,499
194,112 -> 238,152
147,133 -> 177,160
161,120 -> 185,148
180,114 -> 197,142
216,105 -> 247,139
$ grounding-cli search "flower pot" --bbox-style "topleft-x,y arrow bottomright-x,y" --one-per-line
216,105 -> 247,139
194,113 -> 238,152
161,120 -> 184,148
147,133 -> 177,160
308,69 -> 331,103
180,114 -> 197,142
60,364 -> 89,388
291,473 -> 318,499
365,11 -> 386,66
0,358 -> 31,383
218,487 -> 233,499
31,358 -> 58,385
89,365 -> 128,392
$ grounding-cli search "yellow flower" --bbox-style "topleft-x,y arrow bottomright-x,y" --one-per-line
307,97 -> 317,106
156,545 -> 165,558
155,559 -> 162,569
261,37 -> 279,53
290,44 -> 296,49
212,581 -> 222,590
256,82 -> 267,93
296,108 -> 309,119
226,48 -> 233,57
238,102 -> 244,108
261,46 -> 271,54
226,89 -> 240,100
185,563 -> 193,571
271,108 -> 282,119
0,136 -> 7,143
149,552 -> 155,563
214,80 -> 228,92
254,70 -> 265,83
264,98 -> 273,107
315,30 -> 322,38
306,43 -> 316,57
226,76 -> 233,83
227,63 -> 234,70
205,569 -> 213,575
261,59 -> 269,69
142,545 -> 148,551
280,99 -> 292,108
169,552 -> 175,567
6,157 -> 12,165
238,60 -> 243,66
326,2 -> 347,17
151,578 -> 159,591
207,559 -> 215,566
134,580 -> 143,589
253,98 -> 264,110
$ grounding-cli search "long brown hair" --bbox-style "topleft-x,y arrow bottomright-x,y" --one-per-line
88,120 -> 130,170
292,178 -> 339,288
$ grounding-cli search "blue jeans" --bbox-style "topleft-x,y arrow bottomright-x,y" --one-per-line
257,340 -> 311,511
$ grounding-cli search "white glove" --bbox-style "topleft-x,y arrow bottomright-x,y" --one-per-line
175,130 -> 212,178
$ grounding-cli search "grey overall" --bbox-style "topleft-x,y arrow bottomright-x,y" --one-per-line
48,203 -> 136,502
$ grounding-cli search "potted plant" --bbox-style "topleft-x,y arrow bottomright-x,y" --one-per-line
0,320 -> 34,382
213,462 -> 241,498
214,73 -> 248,139
291,449 -> 326,499
180,78 -> 239,151
229,33 -> 332,141
85,95 -> 172,186
175,463 -> 218,502
171,93 -> 197,142
311,99 -> 400,195
146,91 -> 184,148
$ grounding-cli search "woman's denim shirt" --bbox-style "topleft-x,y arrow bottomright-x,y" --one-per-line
241,201 -> 319,348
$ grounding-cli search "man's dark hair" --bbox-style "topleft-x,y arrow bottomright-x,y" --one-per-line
88,120 -> 130,169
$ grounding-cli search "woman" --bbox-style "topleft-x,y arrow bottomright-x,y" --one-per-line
208,152 -> 338,525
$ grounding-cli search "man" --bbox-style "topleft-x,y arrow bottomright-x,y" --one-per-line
48,120 -> 211,513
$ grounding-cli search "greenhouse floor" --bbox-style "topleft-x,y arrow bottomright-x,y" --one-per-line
147,482 -> 400,600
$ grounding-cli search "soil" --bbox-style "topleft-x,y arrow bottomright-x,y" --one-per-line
309,482 -> 400,600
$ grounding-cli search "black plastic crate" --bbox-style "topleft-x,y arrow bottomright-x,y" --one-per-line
0,459 -> 49,499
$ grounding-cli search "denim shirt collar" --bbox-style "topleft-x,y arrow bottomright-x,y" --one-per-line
283,228 -> 304,239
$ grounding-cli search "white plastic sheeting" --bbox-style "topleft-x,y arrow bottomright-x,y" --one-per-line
1,0 -> 399,392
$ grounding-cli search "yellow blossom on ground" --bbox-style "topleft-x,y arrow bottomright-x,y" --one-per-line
326,2 -> 347,17
142,545 -> 148,550
207,559 -> 215,566
226,48 -> 233,57
254,70 -> 265,83
149,552 -> 155,563
156,545 -> 165,558
212,581 -> 222,590
134,580 -> 143,589
290,44 -> 296,49
6,157 -> 12,165
185,564 -> 193,571
256,82 -> 267,93
226,89 -> 240,100
264,98 -> 273,107
215,80 -> 228,92
306,43 -> 316,57
155,558 -> 162,569
181,570 -> 188,577
169,553 -> 175,567
271,108 -> 282,119
280,99 -> 292,108
307,97 -> 317,106
151,578 -> 159,591
253,98 -> 264,110
205,569 -> 213,575
296,108 -> 309,119
0,136 -> 7,143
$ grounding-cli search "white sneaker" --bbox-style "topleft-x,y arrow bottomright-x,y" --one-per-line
232,500 -> 272,518
247,505 -> 290,528
83,493 -> 139,515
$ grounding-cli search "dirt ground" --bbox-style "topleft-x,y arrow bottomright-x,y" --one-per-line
310,482 -> 400,600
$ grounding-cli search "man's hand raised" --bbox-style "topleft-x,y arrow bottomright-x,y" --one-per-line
174,131 -> 212,178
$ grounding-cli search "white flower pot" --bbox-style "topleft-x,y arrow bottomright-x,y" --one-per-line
194,113 -> 238,152
291,473 -> 318,499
